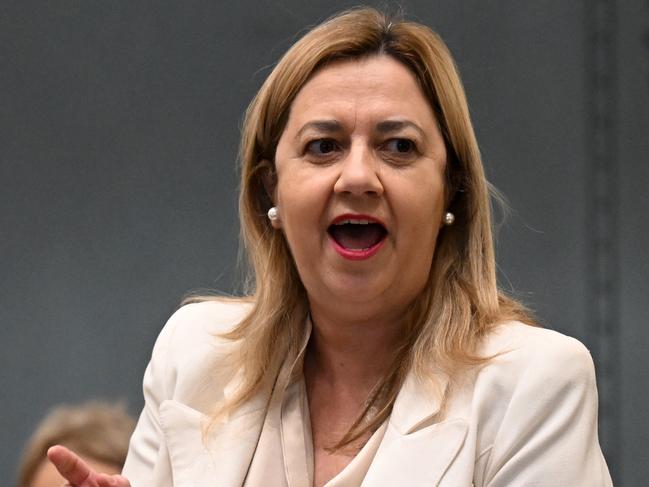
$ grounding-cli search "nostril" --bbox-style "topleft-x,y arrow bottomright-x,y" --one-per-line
334,170 -> 384,195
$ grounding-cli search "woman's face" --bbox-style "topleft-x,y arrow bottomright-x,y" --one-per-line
272,55 -> 447,323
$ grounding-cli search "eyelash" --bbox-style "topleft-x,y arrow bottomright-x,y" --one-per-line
303,138 -> 419,162
305,138 -> 340,157
382,138 -> 418,156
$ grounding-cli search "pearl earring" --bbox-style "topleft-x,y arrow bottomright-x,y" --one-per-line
443,211 -> 455,226
267,206 -> 279,222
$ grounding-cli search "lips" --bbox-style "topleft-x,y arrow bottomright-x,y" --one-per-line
327,214 -> 387,259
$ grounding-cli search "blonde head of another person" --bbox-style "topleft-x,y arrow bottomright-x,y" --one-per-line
18,401 -> 135,487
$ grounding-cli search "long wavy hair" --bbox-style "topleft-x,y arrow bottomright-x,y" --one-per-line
194,7 -> 533,450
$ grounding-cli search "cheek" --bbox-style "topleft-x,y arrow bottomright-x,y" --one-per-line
274,178 -> 327,257
277,181 -> 317,226
275,161 -> 311,206
395,177 -> 445,269
275,164 -> 335,223
399,176 -> 445,234
402,221 -> 441,294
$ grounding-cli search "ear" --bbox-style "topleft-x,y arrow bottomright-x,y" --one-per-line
259,159 -> 281,229
260,159 -> 277,204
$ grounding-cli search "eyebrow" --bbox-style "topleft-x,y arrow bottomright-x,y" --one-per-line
375,120 -> 426,139
295,120 -> 344,140
294,118 -> 426,140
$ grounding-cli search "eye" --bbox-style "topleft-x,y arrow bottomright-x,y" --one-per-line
380,138 -> 420,164
305,138 -> 338,156
384,138 -> 416,154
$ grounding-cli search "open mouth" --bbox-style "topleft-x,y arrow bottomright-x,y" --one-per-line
327,218 -> 388,252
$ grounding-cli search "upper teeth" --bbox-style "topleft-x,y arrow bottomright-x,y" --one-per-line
335,219 -> 373,225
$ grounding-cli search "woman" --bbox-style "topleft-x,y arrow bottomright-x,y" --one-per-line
49,7 -> 612,486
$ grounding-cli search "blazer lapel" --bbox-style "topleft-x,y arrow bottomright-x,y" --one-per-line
362,372 -> 468,486
159,373 -> 272,487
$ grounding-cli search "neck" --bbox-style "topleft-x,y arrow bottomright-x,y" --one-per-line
304,302 -> 407,389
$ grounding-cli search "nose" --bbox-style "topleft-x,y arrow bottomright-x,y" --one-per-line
333,144 -> 384,197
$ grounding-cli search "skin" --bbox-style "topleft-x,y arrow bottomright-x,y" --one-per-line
271,55 -> 448,486
49,55 -> 448,487
46,445 -> 130,487
33,453 -> 121,487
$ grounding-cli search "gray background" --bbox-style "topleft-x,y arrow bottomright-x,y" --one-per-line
2,1 -> 647,485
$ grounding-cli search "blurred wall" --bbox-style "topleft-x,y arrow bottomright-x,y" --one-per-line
2,1 -> 646,485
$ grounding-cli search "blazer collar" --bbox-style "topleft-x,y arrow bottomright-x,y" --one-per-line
159,328 -> 460,487
362,370 -> 467,486
159,372 -> 273,487
390,369 -> 451,434
362,417 -> 468,486
158,323 -> 312,487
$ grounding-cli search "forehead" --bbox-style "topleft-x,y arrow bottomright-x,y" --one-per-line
286,55 -> 436,129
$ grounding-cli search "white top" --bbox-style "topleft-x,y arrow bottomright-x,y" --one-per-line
243,319 -> 387,487
122,300 -> 613,486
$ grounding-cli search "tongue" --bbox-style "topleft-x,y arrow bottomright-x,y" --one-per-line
330,223 -> 385,250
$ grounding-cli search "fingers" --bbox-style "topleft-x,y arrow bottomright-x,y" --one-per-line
48,445 -> 93,485
97,473 -> 131,487
48,445 -> 131,487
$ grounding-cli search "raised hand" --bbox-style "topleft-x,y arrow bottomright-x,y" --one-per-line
47,445 -> 131,487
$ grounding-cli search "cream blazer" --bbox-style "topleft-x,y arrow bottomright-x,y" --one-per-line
122,301 -> 613,486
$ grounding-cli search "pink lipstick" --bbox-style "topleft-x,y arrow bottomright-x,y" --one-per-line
327,214 -> 387,261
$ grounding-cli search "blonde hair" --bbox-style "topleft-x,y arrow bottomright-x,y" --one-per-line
198,7 -> 534,449
17,401 -> 135,487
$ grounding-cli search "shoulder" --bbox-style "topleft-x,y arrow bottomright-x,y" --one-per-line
157,298 -> 252,351
478,321 -> 595,382
147,298 -> 252,410
465,324 -> 611,485
467,321 -> 598,447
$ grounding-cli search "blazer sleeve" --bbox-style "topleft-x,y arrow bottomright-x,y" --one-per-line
481,336 -> 613,487
121,310 -> 181,486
